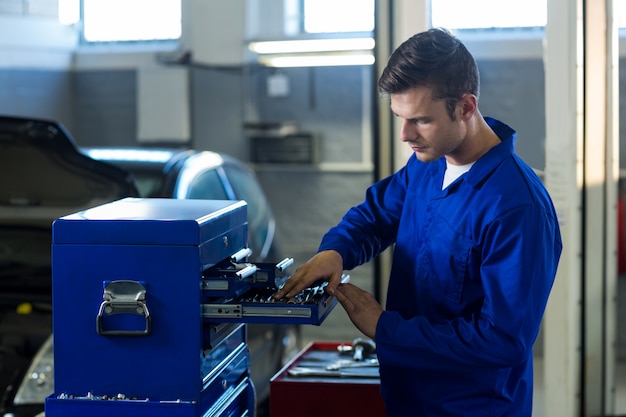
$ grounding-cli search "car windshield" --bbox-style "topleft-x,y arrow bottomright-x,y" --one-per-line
127,169 -> 167,198
222,165 -> 272,257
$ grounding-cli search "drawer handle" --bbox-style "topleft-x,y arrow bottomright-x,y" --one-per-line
96,280 -> 151,336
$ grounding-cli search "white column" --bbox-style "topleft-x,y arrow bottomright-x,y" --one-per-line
583,0 -> 619,414
187,0 -> 246,66
374,0 -> 430,305
543,0 -> 619,415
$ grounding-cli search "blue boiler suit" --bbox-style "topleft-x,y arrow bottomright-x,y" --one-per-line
318,118 -> 562,417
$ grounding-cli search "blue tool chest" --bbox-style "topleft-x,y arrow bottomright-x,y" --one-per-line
45,197 -> 344,416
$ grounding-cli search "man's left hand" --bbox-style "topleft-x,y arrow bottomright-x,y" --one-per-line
334,283 -> 383,339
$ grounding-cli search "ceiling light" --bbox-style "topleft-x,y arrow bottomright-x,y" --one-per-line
249,37 -> 375,54
257,53 -> 375,68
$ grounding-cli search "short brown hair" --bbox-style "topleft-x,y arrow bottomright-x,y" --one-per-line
378,28 -> 480,119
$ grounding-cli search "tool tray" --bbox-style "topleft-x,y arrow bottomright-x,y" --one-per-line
201,257 -> 348,325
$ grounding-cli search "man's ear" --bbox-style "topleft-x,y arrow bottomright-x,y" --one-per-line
459,94 -> 478,120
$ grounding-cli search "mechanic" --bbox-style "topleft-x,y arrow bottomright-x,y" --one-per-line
274,28 -> 562,417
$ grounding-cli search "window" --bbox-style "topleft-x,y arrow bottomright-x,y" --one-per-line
431,0 -> 546,29
58,0 -> 79,25
59,0 -> 626,37
619,1 -> 626,28
252,0 -> 375,67
431,0 -> 626,30
302,0 -> 375,33
58,0 -> 181,43
186,170 -> 229,201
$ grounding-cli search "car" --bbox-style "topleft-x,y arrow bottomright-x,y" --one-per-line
80,147 -> 282,263
0,115 -> 300,417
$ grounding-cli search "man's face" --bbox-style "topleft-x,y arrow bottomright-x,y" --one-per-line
391,86 -> 467,164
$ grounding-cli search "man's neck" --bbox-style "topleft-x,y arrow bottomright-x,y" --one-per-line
447,114 -> 501,166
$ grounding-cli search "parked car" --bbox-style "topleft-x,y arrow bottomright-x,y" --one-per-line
0,115 -> 299,417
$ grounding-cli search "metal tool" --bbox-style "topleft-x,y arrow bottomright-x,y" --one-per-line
325,358 -> 379,371
351,338 -> 376,361
288,366 -> 379,378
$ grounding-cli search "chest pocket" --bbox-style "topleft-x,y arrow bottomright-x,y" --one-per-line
421,218 -> 472,303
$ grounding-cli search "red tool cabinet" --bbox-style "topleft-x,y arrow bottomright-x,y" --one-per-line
270,342 -> 389,417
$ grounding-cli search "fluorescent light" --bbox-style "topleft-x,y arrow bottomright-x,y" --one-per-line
258,53 -> 375,68
249,36 -> 375,67
84,148 -> 176,163
249,37 -> 375,54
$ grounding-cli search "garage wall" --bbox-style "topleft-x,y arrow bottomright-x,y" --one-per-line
0,57 -> 550,171
68,66 -> 249,158
0,69 -> 74,126
72,70 -> 137,146
191,67 -> 247,160
478,58 -> 546,170
248,65 -> 371,165
0,13 -> 76,130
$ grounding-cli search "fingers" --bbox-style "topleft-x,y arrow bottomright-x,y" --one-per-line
334,283 -> 361,310
321,270 -> 345,296
332,282 -> 353,307
273,250 -> 343,299
273,264 -> 314,299
334,284 -> 382,339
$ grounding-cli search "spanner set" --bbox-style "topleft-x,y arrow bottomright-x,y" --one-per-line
201,256 -> 349,325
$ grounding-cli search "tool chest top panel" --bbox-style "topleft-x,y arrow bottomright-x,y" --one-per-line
52,197 -> 247,245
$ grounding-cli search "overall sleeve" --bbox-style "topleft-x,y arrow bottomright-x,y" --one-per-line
318,165 -> 409,270
376,204 -> 562,371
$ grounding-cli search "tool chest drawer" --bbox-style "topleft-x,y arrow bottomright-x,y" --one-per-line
270,342 -> 389,417
202,341 -> 250,406
201,259 -> 349,325
45,333 -> 252,417
204,378 -> 252,417
45,382 -> 252,417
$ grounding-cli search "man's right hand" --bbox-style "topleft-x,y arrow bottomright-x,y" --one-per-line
273,250 -> 344,299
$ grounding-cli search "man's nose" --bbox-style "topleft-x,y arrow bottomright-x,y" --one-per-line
399,120 -> 416,142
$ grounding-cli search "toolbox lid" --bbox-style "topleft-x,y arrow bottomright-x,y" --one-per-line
52,197 -> 247,245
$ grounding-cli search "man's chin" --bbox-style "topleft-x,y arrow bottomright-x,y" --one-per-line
413,152 -> 437,163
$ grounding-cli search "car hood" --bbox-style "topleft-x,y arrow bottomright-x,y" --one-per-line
0,115 -> 139,290
0,115 -> 139,228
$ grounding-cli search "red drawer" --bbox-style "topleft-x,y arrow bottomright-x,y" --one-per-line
270,342 -> 388,417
